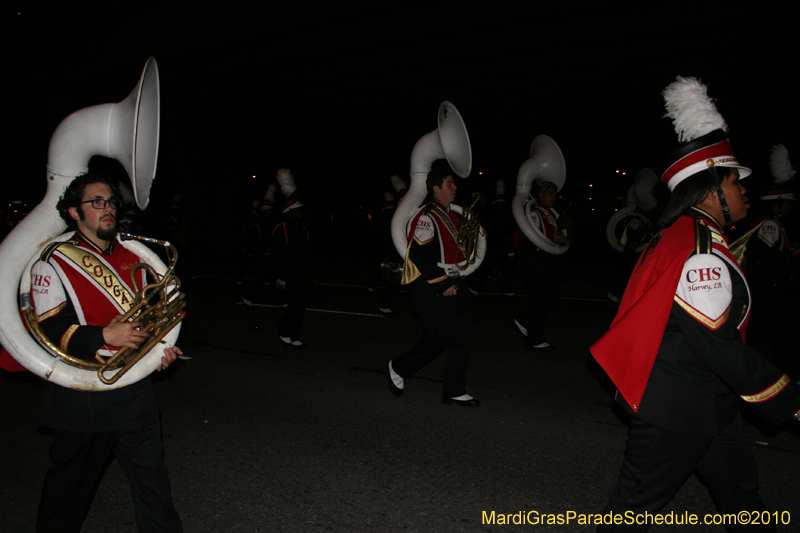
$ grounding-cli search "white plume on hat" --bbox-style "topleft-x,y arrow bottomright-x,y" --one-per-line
495,180 -> 505,195
390,174 -> 406,193
663,77 -> 728,143
769,144 -> 796,183
276,168 -> 297,196
264,183 -> 277,202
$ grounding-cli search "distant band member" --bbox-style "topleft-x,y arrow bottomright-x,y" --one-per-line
273,168 -> 313,349
485,180 -> 516,296
744,143 -> 799,379
513,179 -> 570,351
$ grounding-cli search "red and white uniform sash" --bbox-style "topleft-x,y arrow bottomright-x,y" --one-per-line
531,204 -> 559,238
407,201 -> 464,265
402,200 -> 464,285
32,234 -> 144,357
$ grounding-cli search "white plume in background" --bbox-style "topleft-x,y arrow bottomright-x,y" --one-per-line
495,180 -> 505,195
391,174 -> 406,193
663,76 -> 727,143
276,168 -> 296,196
769,144 -> 796,183
264,183 -> 277,202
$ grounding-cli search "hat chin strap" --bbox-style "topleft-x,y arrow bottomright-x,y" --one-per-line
709,166 -> 732,226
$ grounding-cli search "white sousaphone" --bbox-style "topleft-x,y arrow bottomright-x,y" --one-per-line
605,168 -> 658,253
390,101 -> 486,276
512,135 -> 568,255
0,57 -> 181,390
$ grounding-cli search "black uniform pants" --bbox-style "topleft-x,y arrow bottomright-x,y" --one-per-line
37,421 -> 182,533
598,414 -> 772,532
278,278 -> 312,341
516,250 -> 562,345
392,283 -> 472,398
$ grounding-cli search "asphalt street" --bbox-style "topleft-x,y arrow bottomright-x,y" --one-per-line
2,269 -> 799,532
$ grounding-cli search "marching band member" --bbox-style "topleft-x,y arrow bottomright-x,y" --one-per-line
591,77 -> 800,532
272,168 -> 313,349
606,211 -> 655,303
513,179 -> 571,352
744,144 -> 799,379
239,183 -> 279,307
33,173 -> 182,532
485,180 -> 516,297
365,175 -> 405,314
238,198 -> 262,305
387,165 -> 478,407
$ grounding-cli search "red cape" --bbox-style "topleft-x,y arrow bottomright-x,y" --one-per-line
590,216 -> 696,411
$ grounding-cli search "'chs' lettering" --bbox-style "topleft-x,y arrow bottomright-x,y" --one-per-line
686,267 -> 722,283
33,274 -> 51,287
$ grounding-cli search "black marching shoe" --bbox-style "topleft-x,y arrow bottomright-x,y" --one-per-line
386,360 -> 404,397
442,395 -> 480,407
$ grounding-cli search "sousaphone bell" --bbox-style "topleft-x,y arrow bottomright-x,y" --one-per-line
0,57 -> 182,390
390,101 -> 486,277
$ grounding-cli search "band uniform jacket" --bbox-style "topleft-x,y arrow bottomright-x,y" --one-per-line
591,208 -> 800,436
402,198 -> 467,295
745,213 -> 793,278
513,203 -> 561,255
271,220 -> 312,287
30,231 -> 159,432
532,204 -> 559,240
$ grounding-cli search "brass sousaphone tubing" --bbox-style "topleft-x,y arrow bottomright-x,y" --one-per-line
22,233 -> 185,385
455,192 -> 482,270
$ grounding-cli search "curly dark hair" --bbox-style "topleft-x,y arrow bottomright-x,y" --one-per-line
56,172 -> 120,229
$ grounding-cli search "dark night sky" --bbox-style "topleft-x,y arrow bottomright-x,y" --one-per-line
7,1 -> 800,220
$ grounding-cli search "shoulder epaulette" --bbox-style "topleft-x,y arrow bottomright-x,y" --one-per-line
694,218 -> 712,255
423,203 -> 435,216
39,238 -> 79,262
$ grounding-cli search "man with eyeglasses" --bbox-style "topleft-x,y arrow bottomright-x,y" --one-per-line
31,172 -> 183,532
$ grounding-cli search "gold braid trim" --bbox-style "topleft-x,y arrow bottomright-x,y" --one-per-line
401,237 -> 422,285
694,218 -> 711,255
536,206 -> 558,231
36,301 -> 66,322
756,233 -> 777,248
740,375 -> 791,403
673,295 -> 730,330
61,324 -> 79,352
429,205 -> 461,262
